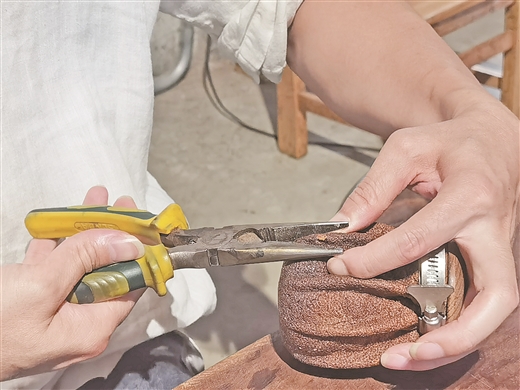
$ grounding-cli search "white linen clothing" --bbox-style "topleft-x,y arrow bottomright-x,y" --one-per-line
160,1 -> 303,83
1,0 -> 301,388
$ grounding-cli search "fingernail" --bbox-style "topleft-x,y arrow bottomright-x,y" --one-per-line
109,236 -> 145,261
327,257 -> 349,275
409,342 -> 444,360
380,353 -> 410,369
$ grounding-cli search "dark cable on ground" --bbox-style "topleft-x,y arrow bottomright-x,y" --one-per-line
202,35 -> 381,153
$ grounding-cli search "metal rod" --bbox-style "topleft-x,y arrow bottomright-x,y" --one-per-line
153,22 -> 194,95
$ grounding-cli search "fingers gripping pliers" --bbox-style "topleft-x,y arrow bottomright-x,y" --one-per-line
25,204 -> 347,304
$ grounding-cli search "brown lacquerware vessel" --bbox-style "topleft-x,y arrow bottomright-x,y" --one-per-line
278,194 -> 465,369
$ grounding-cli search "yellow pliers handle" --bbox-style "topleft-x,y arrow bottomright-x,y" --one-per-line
25,204 -> 188,304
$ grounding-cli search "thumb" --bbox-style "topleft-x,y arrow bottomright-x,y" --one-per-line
41,229 -> 144,300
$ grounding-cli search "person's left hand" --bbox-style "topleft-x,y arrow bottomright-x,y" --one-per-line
328,100 -> 519,371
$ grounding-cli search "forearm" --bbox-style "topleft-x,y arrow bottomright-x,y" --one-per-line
288,0 -> 490,137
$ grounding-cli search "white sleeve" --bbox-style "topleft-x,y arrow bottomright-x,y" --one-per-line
160,0 -> 304,83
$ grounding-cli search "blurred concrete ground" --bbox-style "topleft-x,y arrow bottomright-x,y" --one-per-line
148,10 -> 504,368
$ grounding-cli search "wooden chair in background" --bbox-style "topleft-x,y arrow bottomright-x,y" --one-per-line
277,0 -> 519,158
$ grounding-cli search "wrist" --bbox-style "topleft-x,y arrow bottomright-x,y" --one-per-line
424,67 -> 496,121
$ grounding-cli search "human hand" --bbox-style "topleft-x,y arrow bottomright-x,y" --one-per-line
328,100 -> 519,370
0,186 -> 145,381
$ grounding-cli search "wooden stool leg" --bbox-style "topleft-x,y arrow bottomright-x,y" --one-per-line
277,67 -> 308,158
502,1 -> 519,117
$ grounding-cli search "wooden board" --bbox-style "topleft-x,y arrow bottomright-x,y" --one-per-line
410,0 -> 486,24
177,307 -> 519,389
277,67 -> 308,158
502,0 -> 520,117
410,0 -> 513,37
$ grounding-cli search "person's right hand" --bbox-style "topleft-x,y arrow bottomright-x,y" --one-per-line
0,186 -> 145,381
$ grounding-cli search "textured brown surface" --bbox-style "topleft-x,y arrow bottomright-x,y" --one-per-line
278,223 -> 465,369
278,223 -> 420,369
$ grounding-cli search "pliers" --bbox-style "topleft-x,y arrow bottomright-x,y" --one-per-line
25,204 -> 347,304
